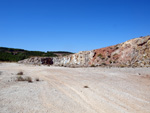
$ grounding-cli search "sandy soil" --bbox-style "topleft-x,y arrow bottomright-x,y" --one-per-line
0,63 -> 150,113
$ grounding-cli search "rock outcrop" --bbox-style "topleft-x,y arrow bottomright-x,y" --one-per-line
19,36 -> 150,67
53,51 -> 95,67
53,35 -> 150,67
18,57 -> 53,65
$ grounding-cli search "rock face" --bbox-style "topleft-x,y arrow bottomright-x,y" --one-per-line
18,57 -> 53,65
19,36 -> 150,67
53,35 -> 150,67
95,36 -> 150,67
53,51 -> 95,67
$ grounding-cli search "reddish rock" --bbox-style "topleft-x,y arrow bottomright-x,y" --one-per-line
19,35 -> 150,67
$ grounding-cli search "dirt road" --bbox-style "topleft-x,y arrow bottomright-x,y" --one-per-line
0,63 -> 150,113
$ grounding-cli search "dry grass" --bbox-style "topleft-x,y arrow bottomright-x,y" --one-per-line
16,71 -> 33,83
17,71 -> 23,75
25,77 -> 32,83
17,76 -> 25,81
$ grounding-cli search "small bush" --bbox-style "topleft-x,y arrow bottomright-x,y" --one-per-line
17,76 -> 25,81
91,64 -> 95,67
17,71 -> 23,75
109,60 -> 112,64
98,54 -> 105,60
101,63 -> 106,66
115,46 -> 119,50
84,86 -> 89,88
120,65 -> 125,68
25,77 -> 32,83
16,75 -> 33,83
35,78 -> 39,81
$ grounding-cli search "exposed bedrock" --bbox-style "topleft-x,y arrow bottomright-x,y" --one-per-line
19,36 -> 150,67
53,35 -> 150,67
18,57 -> 53,65
53,51 -> 95,67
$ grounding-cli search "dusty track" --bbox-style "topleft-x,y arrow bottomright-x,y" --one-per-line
0,63 -> 150,113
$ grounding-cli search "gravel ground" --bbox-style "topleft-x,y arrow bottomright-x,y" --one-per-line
0,63 -> 150,113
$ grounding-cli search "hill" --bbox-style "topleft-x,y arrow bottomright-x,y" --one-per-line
0,47 -> 73,62
52,35 -> 150,67
18,35 -> 150,67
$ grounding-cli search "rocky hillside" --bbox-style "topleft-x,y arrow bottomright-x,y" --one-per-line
19,36 -> 150,67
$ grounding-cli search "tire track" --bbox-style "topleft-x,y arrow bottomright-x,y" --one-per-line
39,75 -> 102,113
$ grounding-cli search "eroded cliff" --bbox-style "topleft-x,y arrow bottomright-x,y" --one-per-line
19,36 -> 150,67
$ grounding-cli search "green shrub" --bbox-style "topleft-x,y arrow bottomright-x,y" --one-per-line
98,54 -> 105,60
109,60 -> 112,64
101,63 -> 106,65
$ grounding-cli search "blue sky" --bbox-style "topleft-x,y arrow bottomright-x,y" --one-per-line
0,0 -> 150,52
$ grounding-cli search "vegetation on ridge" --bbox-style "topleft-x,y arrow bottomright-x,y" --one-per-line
0,47 -> 73,62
